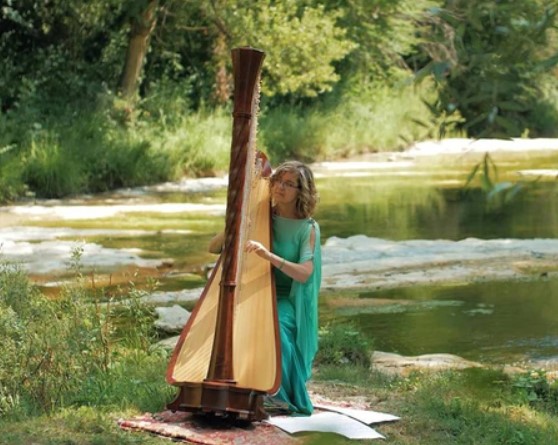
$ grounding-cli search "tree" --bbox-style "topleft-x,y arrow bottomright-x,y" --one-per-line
414,0 -> 558,138
189,0 -> 356,102
0,0 -> 128,113
242,1 -> 355,98
118,0 -> 159,100
319,0 -> 443,84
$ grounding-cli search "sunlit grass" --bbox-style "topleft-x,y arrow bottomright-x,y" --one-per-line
312,367 -> 558,445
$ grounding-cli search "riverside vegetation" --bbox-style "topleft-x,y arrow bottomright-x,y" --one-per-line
1,256 -> 558,444
2,1 -> 558,204
0,81 -> 436,203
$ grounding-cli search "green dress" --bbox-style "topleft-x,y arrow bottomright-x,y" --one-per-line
272,214 -> 321,415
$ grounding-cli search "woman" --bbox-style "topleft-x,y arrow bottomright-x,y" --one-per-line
245,160 -> 321,415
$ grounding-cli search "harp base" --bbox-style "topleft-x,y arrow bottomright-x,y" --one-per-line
167,381 -> 268,422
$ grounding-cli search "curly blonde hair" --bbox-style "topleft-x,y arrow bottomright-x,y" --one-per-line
270,161 -> 318,218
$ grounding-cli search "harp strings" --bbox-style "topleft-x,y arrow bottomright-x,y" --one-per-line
235,77 -> 261,292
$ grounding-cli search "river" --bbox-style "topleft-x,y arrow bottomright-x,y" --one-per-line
1,138 -> 558,366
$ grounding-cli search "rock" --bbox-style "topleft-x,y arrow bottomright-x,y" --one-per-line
500,365 -> 526,376
154,305 -> 190,333
527,357 -> 558,371
157,335 -> 180,350
371,351 -> 482,376
143,288 -> 202,304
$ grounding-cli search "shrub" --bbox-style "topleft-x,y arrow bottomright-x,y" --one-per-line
315,322 -> 372,368
0,257 -> 161,417
512,369 -> 558,415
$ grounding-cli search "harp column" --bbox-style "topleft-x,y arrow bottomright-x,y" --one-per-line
203,47 -> 265,386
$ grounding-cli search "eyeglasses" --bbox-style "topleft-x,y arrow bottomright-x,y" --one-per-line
275,179 -> 299,190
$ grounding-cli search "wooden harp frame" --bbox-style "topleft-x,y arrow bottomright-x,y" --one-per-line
166,47 -> 280,421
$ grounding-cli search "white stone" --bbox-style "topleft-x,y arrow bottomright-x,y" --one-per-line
372,351 -> 482,376
154,305 -> 190,333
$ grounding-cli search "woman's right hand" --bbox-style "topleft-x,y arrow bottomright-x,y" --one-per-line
245,240 -> 271,261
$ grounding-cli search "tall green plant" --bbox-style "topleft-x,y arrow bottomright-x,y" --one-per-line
315,322 -> 372,367
0,144 -> 25,203
22,131 -> 86,198
463,152 -> 530,213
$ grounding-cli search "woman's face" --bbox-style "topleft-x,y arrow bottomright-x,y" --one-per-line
272,171 -> 299,206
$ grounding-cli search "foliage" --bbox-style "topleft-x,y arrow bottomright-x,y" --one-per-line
1,0 -> 558,201
260,81 -> 436,163
414,0 -> 558,138
22,130 -> 87,198
321,0 -> 443,84
0,255 -> 164,417
192,0 -> 356,99
0,143 -> 25,203
512,369 -> 558,414
315,322 -> 372,367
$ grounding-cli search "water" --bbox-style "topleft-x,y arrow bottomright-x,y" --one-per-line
314,151 -> 558,364
2,146 -> 558,364
316,165 -> 558,241
329,279 -> 558,364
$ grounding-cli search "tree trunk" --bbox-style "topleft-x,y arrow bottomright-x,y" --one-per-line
119,0 -> 158,100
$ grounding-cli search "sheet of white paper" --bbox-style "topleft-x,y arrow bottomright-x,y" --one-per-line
266,412 -> 385,440
313,404 -> 400,425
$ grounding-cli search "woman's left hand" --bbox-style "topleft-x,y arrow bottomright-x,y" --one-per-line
245,240 -> 271,260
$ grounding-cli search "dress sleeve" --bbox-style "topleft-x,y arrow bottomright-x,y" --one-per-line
298,221 -> 314,263
289,220 -> 321,381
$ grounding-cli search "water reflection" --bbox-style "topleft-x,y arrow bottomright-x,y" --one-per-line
333,278 -> 558,364
317,178 -> 558,241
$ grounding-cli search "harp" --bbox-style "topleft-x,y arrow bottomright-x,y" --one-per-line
166,47 -> 280,421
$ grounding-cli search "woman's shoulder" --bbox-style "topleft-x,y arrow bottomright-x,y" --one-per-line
308,217 -> 319,226
299,218 -> 320,239
307,218 -> 320,231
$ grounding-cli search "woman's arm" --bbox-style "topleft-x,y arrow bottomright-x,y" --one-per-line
245,228 -> 316,283
208,232 -> 225,254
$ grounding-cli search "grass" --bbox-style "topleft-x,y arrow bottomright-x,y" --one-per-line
2,365 -> 557,444
2,257 -> 557,444
309,366 -> 558,444
259,82 -> 439,164
0,407 -> 165,444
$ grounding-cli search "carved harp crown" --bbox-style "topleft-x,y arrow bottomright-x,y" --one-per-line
166,47 -> 280,421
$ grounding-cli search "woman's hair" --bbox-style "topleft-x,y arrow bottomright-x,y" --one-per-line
270,161 -> 318,218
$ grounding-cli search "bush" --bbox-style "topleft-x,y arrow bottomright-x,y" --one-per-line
0,257 -> 163,417
512,369 -> 558,415
315,322 -> 372,368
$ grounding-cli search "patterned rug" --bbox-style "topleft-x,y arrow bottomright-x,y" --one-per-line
118,394 -> 395,444
118,410 -> 302,444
